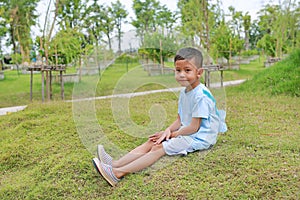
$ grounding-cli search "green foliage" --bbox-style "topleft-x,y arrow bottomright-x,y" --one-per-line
49,28 -> 85,65
111,0 -> 128,52
240,49 -> 259,56
178,0 -> 221,49
210,21 -> 244,61
237,49 -> 300,96
1,0 -> 38,61
11,53 -> 22,64
256,2 -> 300,56
132,0 -> 176,44
57,0 -> 87,29
114,54 -> 138,64
257,34 -> 277,57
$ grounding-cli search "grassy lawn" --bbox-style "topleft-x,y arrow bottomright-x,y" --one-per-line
0,58 -> 263,108
0,54 -> 299,199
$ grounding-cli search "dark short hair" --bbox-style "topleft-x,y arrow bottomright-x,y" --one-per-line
174,47 -> 203,68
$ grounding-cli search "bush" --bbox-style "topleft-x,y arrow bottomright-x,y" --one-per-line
115,53 -> 139,63
240,49 -> 259,57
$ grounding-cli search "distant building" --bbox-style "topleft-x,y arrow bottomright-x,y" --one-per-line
111,30 -> 140,53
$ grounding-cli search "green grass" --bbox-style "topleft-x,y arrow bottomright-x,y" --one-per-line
237,49 -> 300,97
1,91 -> 299,199
0,52 -> 300,199
221,58 -> 266,81
0,58 -> 262,108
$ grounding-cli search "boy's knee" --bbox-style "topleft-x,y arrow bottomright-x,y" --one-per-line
146,138 -> 155,145
150,144 -> 163,152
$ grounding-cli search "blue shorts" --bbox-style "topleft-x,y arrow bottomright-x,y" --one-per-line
162,135 -> 195,156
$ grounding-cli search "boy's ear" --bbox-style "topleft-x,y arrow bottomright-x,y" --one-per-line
197,68 -> 204,77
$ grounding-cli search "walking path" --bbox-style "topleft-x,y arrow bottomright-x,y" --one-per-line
0,79 -> 246,115
0,105 -> 27,116
68,79 -> 246,103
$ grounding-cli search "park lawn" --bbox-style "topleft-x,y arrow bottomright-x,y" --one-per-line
1,53 -> 299,198
0,57 -> 263,108
0,88 -> 299,199
0,62 -> 178,108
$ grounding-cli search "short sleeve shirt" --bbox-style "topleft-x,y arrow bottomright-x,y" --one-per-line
178,84 -> 221,150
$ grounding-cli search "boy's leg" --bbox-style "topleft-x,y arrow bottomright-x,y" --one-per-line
113,144 -> 166,178
112,139 -> 156,168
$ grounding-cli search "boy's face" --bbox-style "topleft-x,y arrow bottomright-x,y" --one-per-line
174,59 -> 203,90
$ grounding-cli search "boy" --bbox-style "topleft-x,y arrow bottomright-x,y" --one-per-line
92,47 -> 227,187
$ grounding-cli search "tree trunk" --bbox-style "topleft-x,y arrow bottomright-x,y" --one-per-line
44,0 -> 60,65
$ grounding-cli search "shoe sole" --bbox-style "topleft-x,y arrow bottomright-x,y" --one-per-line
92,158 -> 116,187
97,145 -> 112,165
97,145 -> 103,162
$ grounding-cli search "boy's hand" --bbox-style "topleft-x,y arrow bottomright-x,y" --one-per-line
149,131 -> 163,143
154,128 -> 172,144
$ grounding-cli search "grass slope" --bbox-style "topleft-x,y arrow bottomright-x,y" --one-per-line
0,91 -> 299,199
237,49 -> 300,97
0,54 -> 299,199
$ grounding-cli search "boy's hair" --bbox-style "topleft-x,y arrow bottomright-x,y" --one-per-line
174,47 -> 203,69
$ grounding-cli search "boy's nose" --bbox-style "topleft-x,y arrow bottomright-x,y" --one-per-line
179,72 -> 185,78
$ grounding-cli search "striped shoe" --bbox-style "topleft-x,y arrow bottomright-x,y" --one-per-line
92,158 -> 120,187
97,145 -> 113,166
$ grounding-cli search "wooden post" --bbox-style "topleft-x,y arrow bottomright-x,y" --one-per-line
207,70 -> 210,87
46,70 -> 50,101
41,70 -> 45,102
50,69 -> 53,100
79,56 -> 82,82
204,68 -> 209,87
229,37 -> 232,69
30,69 -> 33,101
221,69 -> 224,87
60,70 -> 64,100
160,39 -> 164,75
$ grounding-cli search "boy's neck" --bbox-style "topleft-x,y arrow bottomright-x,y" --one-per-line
185,81 -> 200,92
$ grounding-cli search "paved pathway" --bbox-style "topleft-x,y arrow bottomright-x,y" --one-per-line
0,79 -> 246,115
69,79 -> 246,102
0,105 -> 27,116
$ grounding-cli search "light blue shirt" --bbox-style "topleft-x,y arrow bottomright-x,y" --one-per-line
178,84 -> 227,150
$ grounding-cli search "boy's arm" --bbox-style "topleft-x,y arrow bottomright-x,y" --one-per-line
149,115 -> 181,143
171,117 -> 201,138
154,117 -> 201,144
166,114 -> 181,132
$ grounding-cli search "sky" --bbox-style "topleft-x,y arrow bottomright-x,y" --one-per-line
101,0 -> 273,31
36,0 -> 278,34
3,0 -> 280,54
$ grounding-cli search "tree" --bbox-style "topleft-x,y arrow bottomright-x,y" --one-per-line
256,1 -> 300,57
131,0 -> 160,44
1,0 -> 38,63
99,5 -> 115,50
228,6 -> 243,39
210,20 -> 243,62
0,5 -> 8,59
178,0 -> 223,53
57,0 -> 88,30
242,13 -> 251,50
111,0 -> 128,53
41,0 -> 60,65
141,31 -> 179,65
155,4 -> 177,36
248,19 -> 262,50
49,28 -> 85,65
84,0 -> 104,46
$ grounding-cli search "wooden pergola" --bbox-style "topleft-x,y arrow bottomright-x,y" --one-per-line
202,65 -> 226,88
27,64 -> 66,102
